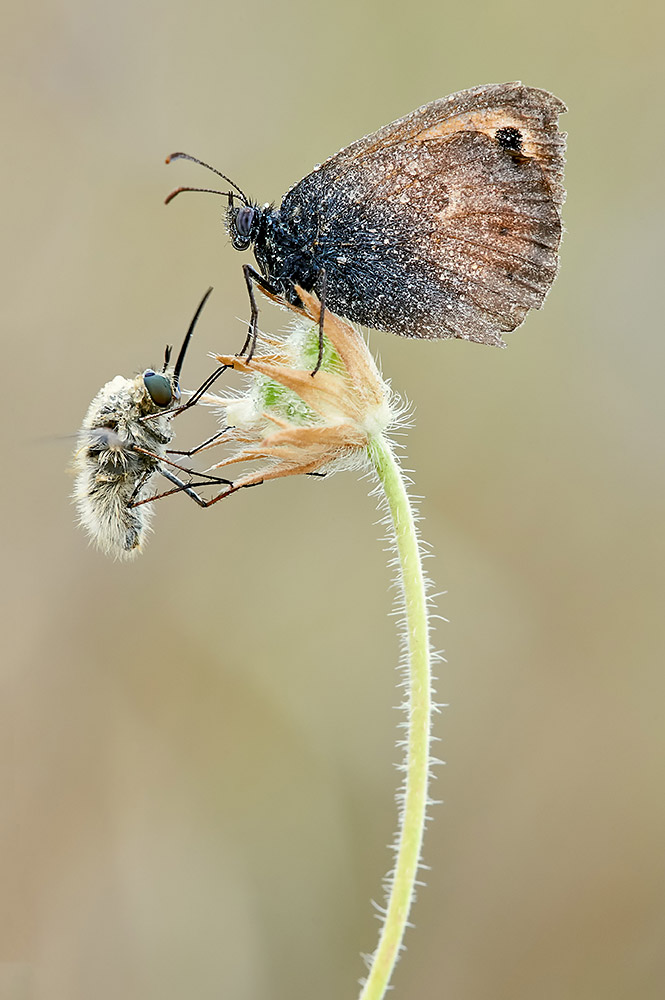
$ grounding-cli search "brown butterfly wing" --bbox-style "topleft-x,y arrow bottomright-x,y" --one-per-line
314,83 -> 565,206
293,83 -> 566,345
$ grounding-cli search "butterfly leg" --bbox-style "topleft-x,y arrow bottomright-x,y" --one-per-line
310,266 -> 327,376
240,265 -> 279,361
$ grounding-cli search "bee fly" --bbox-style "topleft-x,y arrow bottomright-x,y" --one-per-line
72,288 -> 231,558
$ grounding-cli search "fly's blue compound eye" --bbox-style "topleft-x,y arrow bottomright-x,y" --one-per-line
143,370 -> 173,407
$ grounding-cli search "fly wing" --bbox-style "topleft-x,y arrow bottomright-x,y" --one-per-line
283,83 -> 566,344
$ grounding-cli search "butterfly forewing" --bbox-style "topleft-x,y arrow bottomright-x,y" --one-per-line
300,83 -> 566,205
279,82 -> 566,345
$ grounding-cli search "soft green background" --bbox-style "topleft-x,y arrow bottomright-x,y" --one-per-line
3,1 -> 664,998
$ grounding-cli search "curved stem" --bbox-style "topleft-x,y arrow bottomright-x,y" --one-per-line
361,434 -> 433,1000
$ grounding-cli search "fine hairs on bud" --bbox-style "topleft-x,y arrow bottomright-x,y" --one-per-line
72,288 -> 216,558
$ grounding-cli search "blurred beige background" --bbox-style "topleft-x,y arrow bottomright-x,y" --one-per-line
2,0 -> 664,998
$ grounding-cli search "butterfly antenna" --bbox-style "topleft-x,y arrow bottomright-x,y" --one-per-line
166,152 -> 250,205
172,286 -> 214,388
165,186 -> 243,206
162,345 -> 173,372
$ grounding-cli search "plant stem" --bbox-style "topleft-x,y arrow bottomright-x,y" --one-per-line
361,434 -> 433,1000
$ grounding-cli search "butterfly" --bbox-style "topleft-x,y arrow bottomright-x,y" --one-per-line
166,82 -> 566,370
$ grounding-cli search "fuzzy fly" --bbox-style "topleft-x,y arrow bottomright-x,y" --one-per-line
72,288 -> 231,558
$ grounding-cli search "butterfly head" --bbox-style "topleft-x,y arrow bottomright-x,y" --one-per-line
165,152 -> 262,250
227,199 -> 262,251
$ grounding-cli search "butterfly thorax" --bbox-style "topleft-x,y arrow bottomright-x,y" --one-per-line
253,204 -> 324,302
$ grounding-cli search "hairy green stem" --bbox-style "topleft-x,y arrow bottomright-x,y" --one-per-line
361,434 -> 433,1000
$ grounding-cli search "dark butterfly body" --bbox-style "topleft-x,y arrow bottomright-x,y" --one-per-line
170,82 -> 566,350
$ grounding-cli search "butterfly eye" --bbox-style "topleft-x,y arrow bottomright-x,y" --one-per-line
236,206 -> 255,237
232,206 -> 256,249
143,370 -> 173,407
